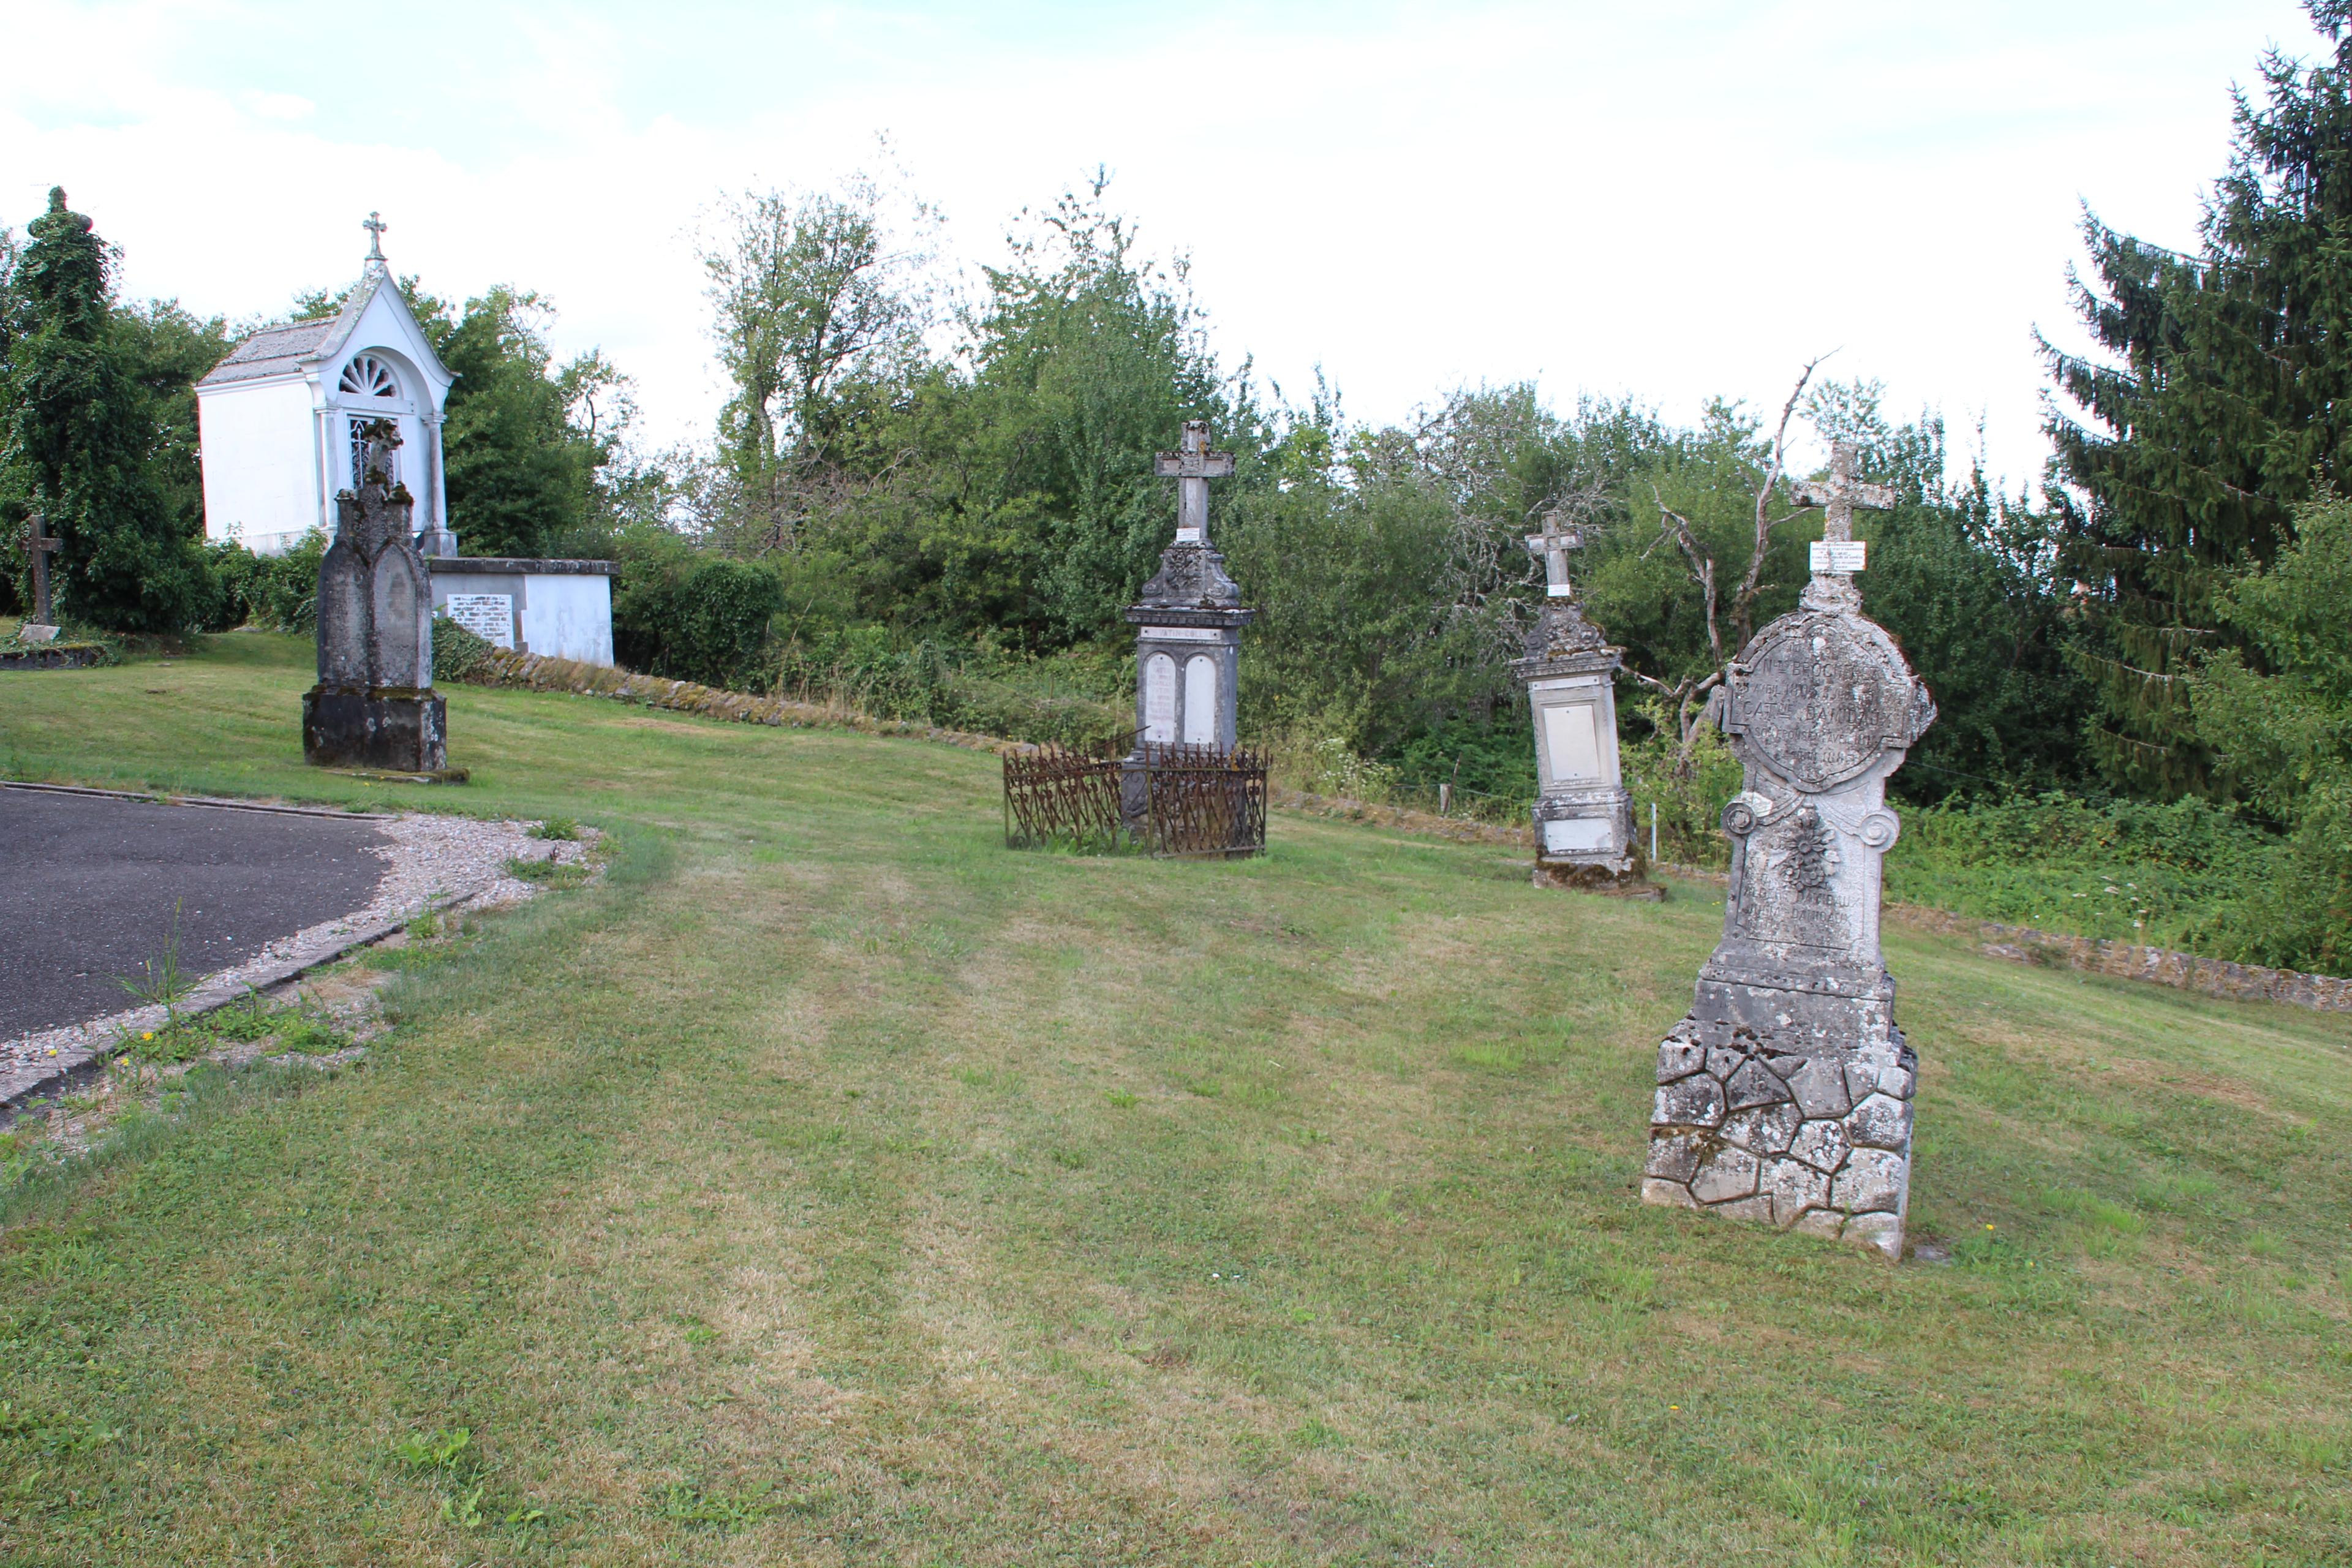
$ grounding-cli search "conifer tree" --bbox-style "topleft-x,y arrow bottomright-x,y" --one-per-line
0,187 -> 210,631
2043,1 -> 2352,795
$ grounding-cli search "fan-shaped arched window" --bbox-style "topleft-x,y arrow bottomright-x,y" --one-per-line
338,354 -> 401,399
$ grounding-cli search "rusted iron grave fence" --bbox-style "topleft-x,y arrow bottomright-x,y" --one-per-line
1003,733 -> 1267,859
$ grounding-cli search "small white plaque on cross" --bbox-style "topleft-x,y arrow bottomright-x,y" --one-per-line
1154,420 -> 1235,543
1525,510 -> 1586,598
1791,440 -> 1896,575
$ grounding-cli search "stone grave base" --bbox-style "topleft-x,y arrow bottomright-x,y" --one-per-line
0,643 -> 105,672
303,684 -> 448,773
322,766 -> 472,786
1532,859 -> 1661,900
1639,990 -> 1916,1258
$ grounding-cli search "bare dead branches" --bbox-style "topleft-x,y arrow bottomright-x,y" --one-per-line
1632,356 -> 1833,774
1728,353 -> 1831,649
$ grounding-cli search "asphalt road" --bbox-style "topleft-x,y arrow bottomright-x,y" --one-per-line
0,789 -> 390,1037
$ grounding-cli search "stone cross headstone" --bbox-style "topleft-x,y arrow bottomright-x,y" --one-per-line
1123,420 -> 1253,769
1155,421 -> 1235,546
1792,439 -> 1895,579
1510,508 -> 1645,892
18,512 -> 60,643
1526,511 -> 1585,598
1640,444 -> 1934,1257
301,420 -> 447,772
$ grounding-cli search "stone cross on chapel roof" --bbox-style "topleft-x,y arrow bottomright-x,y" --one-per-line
1154,420 -> 1235,545
1525,509 -> 1587,599
1792,440 -> 1896,546
363,211 -> 388,265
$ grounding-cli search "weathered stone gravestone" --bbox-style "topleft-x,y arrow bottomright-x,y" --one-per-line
1641,441 -> 1934,1257
17,513 -> 61,643
1124,420 -> 1254,758
1511,509 -> 1646,893
302,421 -> 447,772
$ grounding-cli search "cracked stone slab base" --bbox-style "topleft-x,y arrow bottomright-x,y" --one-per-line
1642,1004 -> 1916,1258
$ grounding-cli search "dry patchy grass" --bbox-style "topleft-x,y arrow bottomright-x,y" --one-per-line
0,632 -> 2346,1565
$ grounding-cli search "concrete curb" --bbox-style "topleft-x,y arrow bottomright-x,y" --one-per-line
1,778 -> 400,823
0,886 -> 472,1120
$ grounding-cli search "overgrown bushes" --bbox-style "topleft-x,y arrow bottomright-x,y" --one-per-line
201,534 -> 325,633
611,546 -> 783,690
1887,793 -> 2311,967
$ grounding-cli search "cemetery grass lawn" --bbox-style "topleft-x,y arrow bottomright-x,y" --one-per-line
1,632 -> 2349,1567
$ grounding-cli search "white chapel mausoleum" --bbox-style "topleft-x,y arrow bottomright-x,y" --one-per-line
196,216 -> 617,666
197,217 -> 456,559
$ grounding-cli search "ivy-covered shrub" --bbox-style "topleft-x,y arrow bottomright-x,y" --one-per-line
431,615 -> 497,683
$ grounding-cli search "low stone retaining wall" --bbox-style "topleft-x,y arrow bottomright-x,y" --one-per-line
0,643 -> 106,671
467,649 -> 1019,756
468,654 -> 2351,1019
1638,862 -> 2351,1019
1891,907 -> 2352,1015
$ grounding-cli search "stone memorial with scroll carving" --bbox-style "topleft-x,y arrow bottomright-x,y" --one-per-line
301,420 -> 447,772
1640,442 -> 1934,1257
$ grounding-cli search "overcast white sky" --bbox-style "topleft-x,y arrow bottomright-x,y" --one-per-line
1,0 -> 2323,487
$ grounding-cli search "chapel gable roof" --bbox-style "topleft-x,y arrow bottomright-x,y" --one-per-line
198,263 -> 454,392
197,317 -> 341,387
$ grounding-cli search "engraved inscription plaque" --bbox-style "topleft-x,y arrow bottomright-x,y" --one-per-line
444,592 -> 514,650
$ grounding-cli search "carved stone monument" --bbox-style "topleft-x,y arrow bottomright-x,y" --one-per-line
1121,421 -> 1254,802
1511,509 -> 1645,892
302,421 -> 447,772
1640,441 -> 1933,1257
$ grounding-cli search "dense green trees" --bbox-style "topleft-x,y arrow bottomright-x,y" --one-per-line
0,189 -> 217,631
657,167 -> 2113,810
435,288 -> 617,559
2191,496 -> 2352,968
2046,0 -> 2352,795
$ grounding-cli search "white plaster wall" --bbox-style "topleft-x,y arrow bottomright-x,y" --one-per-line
519,575 -> 614,666
433,572 -> 614,666
197,379 -> 319,556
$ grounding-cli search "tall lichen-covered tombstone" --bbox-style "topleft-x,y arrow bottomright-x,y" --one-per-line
302,420 -> 447,772
1641,441 -> 1935,1257
1510,508 -> 1648,894
1120,421 -> 1255,816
